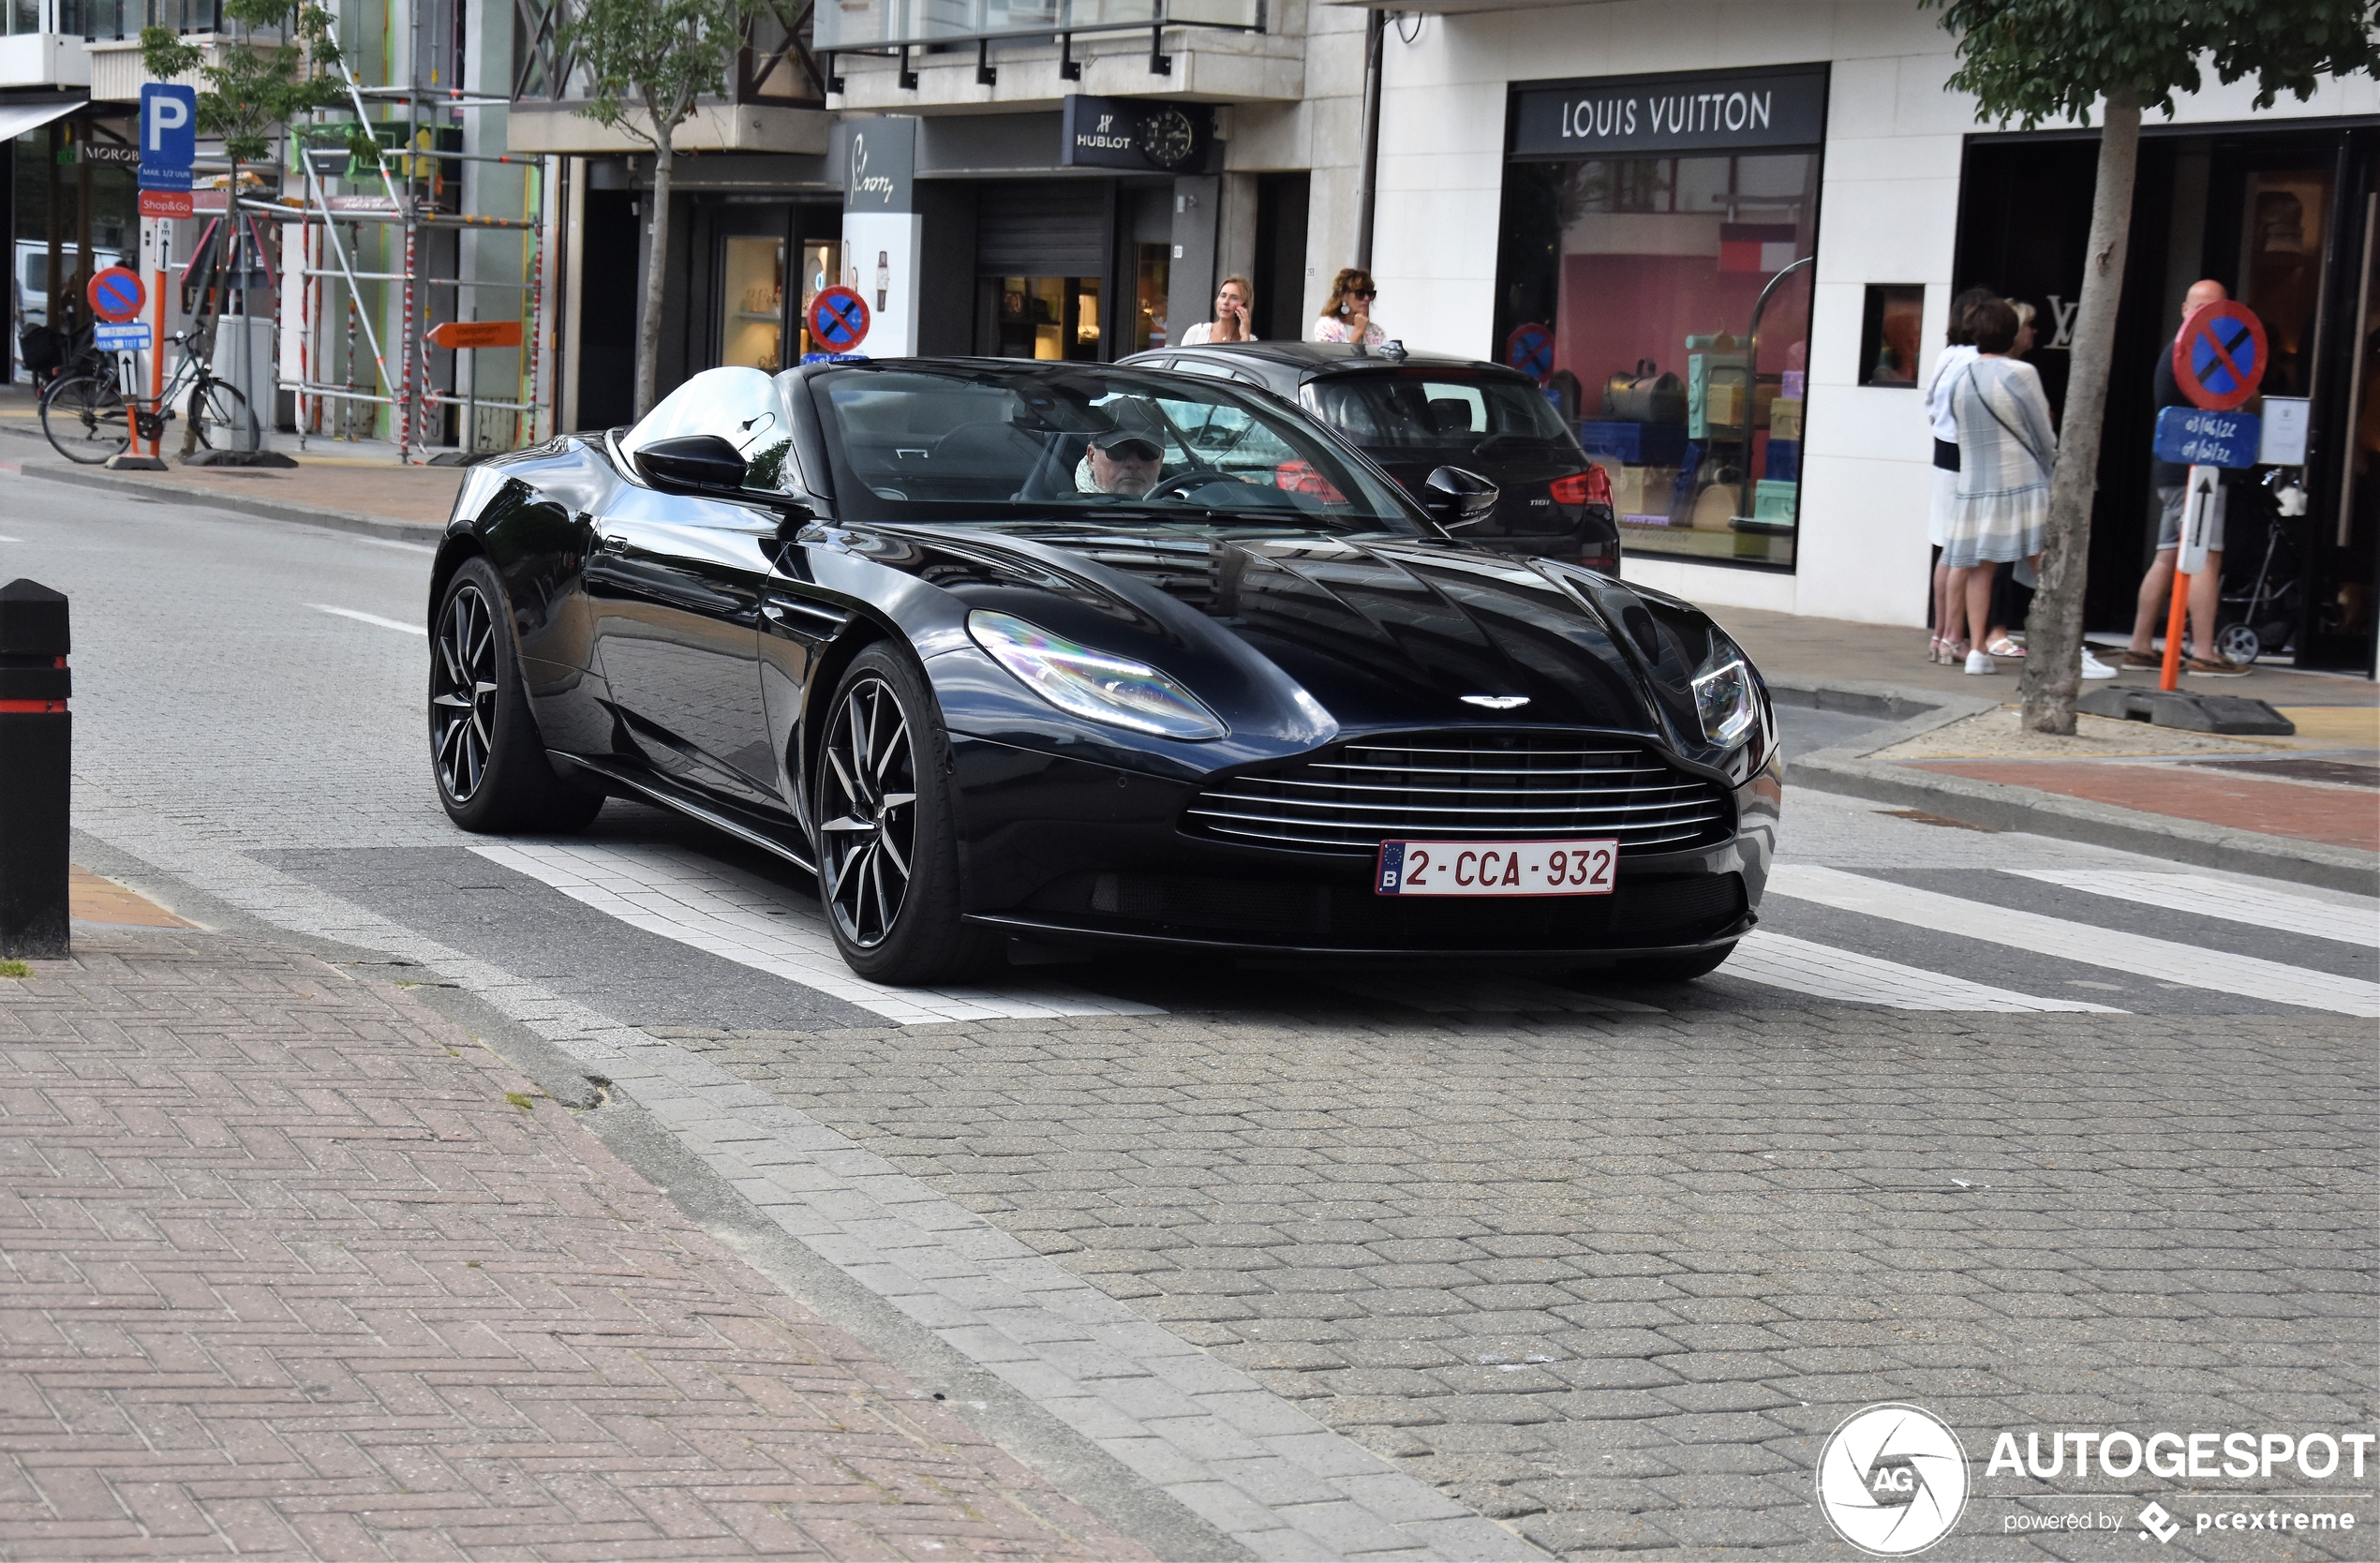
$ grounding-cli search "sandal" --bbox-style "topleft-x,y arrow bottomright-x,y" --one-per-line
1985,636 -> 2026,658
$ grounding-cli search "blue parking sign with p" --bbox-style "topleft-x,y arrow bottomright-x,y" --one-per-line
139,83 -> 196,192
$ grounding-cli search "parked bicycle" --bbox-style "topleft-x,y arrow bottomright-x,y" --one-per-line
40,329 -> 255,465
2213,468 -> 2305,664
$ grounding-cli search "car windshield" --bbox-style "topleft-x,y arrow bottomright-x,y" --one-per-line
799,363 -> 1426,532
1305,370 -> 1572,451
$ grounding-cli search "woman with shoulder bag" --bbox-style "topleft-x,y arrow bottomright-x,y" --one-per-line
1923,286 -> 1992,662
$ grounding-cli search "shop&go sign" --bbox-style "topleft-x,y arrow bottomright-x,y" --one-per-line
138,82 -> 197,218
1510,64 -> 1828,157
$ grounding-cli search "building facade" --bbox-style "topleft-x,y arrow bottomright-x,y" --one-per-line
1365,0 -> 2379,674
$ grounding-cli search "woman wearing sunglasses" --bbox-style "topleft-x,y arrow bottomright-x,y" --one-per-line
1313,268 -> 1387,347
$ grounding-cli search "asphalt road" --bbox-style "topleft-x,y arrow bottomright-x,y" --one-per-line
4,472 -> 2373,1561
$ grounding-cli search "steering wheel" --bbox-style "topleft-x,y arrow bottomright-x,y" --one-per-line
1138,467 -> 1239,501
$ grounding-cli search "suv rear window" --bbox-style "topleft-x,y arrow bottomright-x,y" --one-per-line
1305,370 -> 1571,450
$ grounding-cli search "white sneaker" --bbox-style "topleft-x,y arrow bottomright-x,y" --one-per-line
2079,648 -> 2118,680
1964,649 -> 1998,675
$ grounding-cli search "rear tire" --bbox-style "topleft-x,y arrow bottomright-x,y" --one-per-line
191,379 -> 256,453
814,644 -> 1000,985
430,556 -> 604,834
41,374 -> 129,464
1625,943 -> 1736,983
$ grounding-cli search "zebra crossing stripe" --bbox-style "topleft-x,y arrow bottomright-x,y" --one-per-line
1767,865 -> 2380,1018
1724,930 -> 2123,1013
2006,870 -> 2380,948
465,841 -> 1164,1024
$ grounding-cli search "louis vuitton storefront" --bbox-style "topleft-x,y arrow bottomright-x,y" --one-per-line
1374,1 -> 2379,673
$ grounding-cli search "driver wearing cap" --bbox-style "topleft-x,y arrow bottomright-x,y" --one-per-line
1076,401 -> 1168,498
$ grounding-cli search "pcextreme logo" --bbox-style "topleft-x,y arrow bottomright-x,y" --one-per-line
1816,1404 -> 1971,1556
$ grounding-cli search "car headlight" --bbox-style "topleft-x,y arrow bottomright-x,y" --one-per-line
967,610 -> 1227,741
1691,652 -> 1760,749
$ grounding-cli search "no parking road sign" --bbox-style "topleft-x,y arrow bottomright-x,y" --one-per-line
808,286 -> 870,352
86,267 -> 145,324
1505,322 -> 1554,383
2173,300 -> 2268,412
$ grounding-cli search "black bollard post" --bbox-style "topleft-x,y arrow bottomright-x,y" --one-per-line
0,579 -> 70,959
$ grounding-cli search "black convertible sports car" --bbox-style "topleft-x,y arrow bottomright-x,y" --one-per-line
427,359 -> 1779,985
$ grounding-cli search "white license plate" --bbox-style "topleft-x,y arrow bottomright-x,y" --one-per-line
1375,839 -> 1617,898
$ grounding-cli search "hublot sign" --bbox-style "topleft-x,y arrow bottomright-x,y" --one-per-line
1062,95 -> 1218,173
1510,64 -> 1828,158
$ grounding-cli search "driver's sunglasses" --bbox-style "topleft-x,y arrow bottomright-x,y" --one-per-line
1101,437 -> 1164,462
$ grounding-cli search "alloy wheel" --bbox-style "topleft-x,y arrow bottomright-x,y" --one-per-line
819,675 -> 918,949
431,583 -> 500,802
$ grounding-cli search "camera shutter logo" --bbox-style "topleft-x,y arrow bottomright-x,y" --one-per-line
1816,1404 -> 1970,1556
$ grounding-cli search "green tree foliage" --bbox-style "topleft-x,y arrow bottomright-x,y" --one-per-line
140,0 -> 349,165
1928,0 -> 2378,127
1924,0 -> 2378,733
564,0 -> 756,416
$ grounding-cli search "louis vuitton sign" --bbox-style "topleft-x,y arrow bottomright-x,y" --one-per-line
1510,64 -> 1828,158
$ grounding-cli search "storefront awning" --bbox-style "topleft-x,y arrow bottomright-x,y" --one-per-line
0,101 -> 83,142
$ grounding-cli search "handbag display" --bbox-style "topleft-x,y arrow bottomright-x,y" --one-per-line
1600,358 -> 1688,425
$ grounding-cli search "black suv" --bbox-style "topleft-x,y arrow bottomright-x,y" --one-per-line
1120,341 -> 1618,568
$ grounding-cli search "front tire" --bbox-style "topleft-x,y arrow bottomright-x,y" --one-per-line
41,374 -> 129,464
430,556 -> 604,834
814,645 -> 999,984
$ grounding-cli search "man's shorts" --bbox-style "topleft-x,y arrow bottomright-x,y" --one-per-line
2156,483 -> 2226,553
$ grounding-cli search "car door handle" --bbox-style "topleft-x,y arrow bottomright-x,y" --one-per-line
600,533 -> 628,554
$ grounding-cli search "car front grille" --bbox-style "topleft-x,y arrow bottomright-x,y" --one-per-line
1183,731 -> 1733,856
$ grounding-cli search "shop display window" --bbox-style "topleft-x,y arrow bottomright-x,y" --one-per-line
1859,284 -> 1926,387
986,275 -> 1103,361
796,238 -> 840,359
1521,152 -> 1818,569
720,236 -> 786,373
1135,244 -> 1170,352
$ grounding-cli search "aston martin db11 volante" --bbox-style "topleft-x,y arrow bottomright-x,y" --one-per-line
427,359 -> 1780,984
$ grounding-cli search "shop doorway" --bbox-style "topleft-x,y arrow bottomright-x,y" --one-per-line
1956,127 -> 2377,673
1253,171 -> 1310,342
984,276 -> 1105,360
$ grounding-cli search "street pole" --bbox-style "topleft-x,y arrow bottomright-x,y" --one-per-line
0,579 -> 70,960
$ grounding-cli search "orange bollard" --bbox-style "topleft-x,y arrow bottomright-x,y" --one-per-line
2159,565 -> 2191,692
149,268 -> 165,458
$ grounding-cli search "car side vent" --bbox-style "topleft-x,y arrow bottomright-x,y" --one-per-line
1184,731 -> 1733,856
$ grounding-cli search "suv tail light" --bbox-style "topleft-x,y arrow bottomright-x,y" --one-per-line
1549,465 -> 1612,506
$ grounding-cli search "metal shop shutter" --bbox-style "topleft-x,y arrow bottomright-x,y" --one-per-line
975,183 -> 1109,275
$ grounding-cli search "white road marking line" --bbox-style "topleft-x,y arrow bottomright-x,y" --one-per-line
1768,864 -> 2380,1017
1725,930 -> 2122,1013
466,839 -> 1164,1024
309,603 -> 426,635
2007,869 -> 2380,948
0,534 -> 22,542
1335,972 -> 1663,1014
349,535 -> 438,556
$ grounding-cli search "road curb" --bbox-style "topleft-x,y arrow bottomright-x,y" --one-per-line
0,455 -> 447,545
1772,677 -> 2380,894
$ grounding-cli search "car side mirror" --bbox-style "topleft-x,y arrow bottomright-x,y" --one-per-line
1422,465 -> 1499,528
634,434 -> 748,494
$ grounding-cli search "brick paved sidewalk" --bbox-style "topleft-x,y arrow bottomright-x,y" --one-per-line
0,926 -> 1148,1562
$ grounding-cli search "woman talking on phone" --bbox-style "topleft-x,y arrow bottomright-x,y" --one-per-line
1313,268 -> 1387,347
1178,275 -> 1257,346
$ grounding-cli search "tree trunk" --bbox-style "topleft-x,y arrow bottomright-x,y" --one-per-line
634,133 -> 674,419
2019,85 -> 2139,734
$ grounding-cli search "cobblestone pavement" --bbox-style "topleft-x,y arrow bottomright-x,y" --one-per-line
0,929 -> 1145,1562
650,1005 -> 2375,1559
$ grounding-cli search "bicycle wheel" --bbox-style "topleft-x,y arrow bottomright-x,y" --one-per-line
190,378 -> 257,453
40,374 -> 130,464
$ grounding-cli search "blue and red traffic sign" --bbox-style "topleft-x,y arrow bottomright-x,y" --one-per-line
87,267 -> 144,324
808,286 -> 870,352
2173,301 -> 2267,412
1505,322 -> 1554,383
